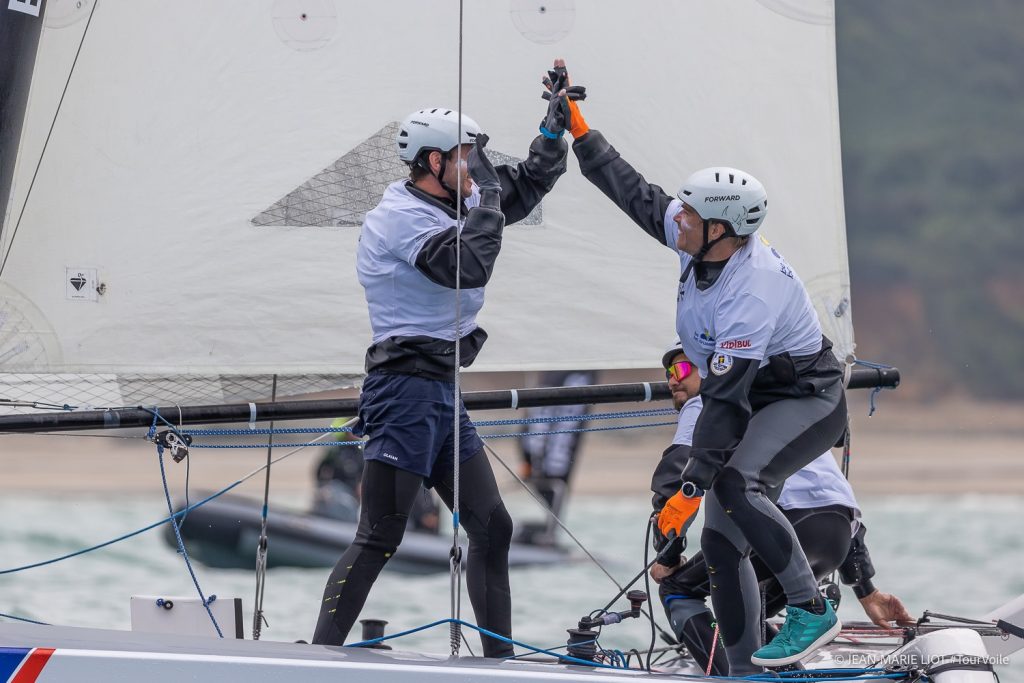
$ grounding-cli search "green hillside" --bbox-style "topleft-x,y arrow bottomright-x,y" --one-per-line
836,0 -> 1024,397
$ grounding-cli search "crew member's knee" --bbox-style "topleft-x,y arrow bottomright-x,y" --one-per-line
710,467 -> 756,511
461,500 -> 514,549
701,526 -> 743,570
486,503 -> 514,549
359,513 -> 409,556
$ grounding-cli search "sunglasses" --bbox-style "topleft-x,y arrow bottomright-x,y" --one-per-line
666,360 -> 695,381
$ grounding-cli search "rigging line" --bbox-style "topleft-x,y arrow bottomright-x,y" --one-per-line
252,374 -> 279,641
481,440 -> 622,590
0,431 -> 331,576
155,427 -> 223,638
485,439 -> 676,644
0,0 -> 100,279
449,0 -> 466,658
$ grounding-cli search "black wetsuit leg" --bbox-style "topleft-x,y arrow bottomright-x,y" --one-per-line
757,505 -> 854,618
656,503 -> 852,674
313,459 -> 423,645
658,552 -> 729,675
433,450 -> 515,658
702,382 -> 847,674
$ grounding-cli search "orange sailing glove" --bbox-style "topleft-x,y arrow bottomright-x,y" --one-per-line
656,490 -> 703,540
565,98 -> 589,138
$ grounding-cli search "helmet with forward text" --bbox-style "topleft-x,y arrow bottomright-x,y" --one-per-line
676,167 -> 767,237
396,108 -> 481,165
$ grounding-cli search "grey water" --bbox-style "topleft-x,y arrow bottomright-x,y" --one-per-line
1,492 -> 1021,681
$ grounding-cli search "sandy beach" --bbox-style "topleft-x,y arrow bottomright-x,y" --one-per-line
3,373 -> 1022,497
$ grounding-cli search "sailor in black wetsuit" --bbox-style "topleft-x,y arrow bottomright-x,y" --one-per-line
652,344 -> 912,674
556,60 -> 853,670
312,105 -> 568,656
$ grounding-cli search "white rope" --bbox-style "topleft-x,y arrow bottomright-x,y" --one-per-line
449,0 -> 466,657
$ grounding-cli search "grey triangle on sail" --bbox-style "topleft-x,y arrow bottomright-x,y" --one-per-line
251,122 -> 542,228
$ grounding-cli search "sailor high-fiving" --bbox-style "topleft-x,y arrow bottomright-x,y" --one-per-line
313,103 -> 568,657
564,64 -> 849,671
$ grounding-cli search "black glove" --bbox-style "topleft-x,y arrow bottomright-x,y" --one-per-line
540,64 -> 586,139
467,133 -> 501,208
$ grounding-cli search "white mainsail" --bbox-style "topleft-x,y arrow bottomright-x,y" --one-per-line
0,0 -> 853,408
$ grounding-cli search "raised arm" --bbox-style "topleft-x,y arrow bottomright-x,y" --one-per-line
572,130 -> 675,246
413,134 -> 505,289
495,134 -> 568,225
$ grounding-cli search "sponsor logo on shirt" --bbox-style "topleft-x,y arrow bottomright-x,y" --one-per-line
710,353 -> 734,376
693,328 -> 716,350
718,339 -> 751,350
381,452 -> 399,461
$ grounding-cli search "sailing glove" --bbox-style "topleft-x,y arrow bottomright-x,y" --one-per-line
540,62 -> 588,139
468,133 -> 502,208
656,490 -> 702,542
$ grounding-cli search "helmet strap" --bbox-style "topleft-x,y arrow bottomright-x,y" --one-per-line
681,219 -> 731,282
414,150 -> 461,206
434,150 -> 462,205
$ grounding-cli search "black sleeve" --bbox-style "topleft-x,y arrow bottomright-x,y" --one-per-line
496,134 -> 568,225
683,357 -> 760,489
651,443 -> 691,511
413,205 -> 505,289
571,130 -> 675,246
838,523 -> 877,598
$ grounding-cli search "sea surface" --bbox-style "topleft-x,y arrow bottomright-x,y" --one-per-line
1,492 -> 1021,680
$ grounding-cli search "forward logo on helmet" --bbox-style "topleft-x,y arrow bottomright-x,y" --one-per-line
705,195 -> 741,203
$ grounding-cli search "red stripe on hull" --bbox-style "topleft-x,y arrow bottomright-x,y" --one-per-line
11,648 -> 54,683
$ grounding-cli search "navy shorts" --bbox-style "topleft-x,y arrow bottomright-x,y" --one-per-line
354,371 -> 484,486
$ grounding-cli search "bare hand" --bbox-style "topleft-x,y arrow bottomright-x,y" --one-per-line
859,590 -> 914,628
650,558 -> 684,584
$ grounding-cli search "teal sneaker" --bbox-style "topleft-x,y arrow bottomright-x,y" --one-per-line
750,601 -> 841,667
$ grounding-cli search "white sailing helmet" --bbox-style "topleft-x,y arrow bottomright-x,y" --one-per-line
396,108 -> 481,165
676,167 -> 768,236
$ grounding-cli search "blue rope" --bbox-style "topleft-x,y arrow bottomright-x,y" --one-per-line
735,676 -> 909,682
346,617 -> 627,669
852,359 -> 897,417
187,440 -> 363,449
0,482 -> 243,575
345,618 -> 920,680
178,407 -> 679,438
183,426 -> 355,437
180,420 -> 678,449
475,408 -> 677,426
744,670 -> 889,678
480,421 -> 676,439
152,410 -> 222,638
0,612 -> 48,625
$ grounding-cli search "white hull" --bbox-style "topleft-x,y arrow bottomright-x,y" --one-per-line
0,621 -> 1001,683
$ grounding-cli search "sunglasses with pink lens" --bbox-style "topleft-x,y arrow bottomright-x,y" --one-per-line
666,360 -> 694,381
